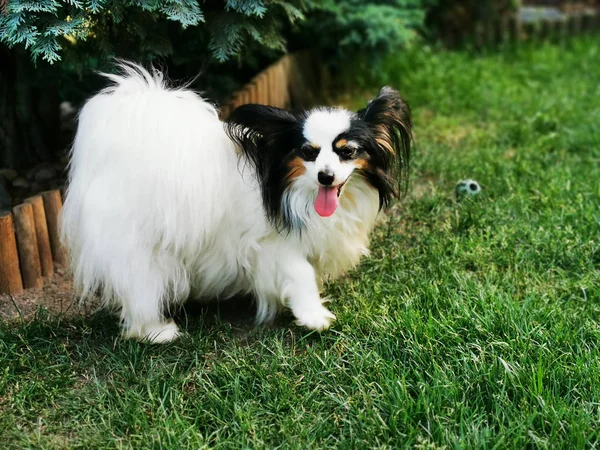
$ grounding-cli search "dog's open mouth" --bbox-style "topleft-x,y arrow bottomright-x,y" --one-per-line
315,181 -> 346,217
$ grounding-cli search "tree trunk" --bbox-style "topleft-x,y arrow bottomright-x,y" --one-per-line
0,47 -> 60,170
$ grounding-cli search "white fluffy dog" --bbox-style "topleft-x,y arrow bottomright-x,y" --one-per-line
60,62 -> 412,342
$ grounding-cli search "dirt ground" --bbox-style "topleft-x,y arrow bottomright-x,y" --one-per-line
0,268 -> 258,327
0,269 -> 99,321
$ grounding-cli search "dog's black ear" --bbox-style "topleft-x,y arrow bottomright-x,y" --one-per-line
358,86 -> 412,198
225,104 -> 302,176
225,104 -> 304,229
226,104 -> 300,145
225,104 -> 292,176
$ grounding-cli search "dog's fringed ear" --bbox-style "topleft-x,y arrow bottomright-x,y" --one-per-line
225,104 -> 300,148
225,104 -> 304,227
358,86 -> 413,198
225,104 -> 301,175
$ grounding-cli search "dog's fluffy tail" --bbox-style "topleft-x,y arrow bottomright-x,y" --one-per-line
93,60 -> 217,114
98,61 -> 168,94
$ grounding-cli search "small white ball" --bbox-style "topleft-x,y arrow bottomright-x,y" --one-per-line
456,179 -> 481,198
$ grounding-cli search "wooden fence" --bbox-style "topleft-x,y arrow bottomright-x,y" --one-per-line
0,190 -> 66,294
0,51 -> 325,296
218,51 -> 326,120
442,10 -> 600,49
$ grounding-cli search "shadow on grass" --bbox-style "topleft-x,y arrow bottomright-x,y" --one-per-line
1,293 -> 308,354
176,294 -> 258,329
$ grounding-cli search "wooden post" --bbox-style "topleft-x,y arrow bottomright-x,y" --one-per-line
281,61 -> 290,109
25,195 -> 54,278
288,54 -> 302,107
247,78 -> 255,105
239,88 -> 249,106
270,66 -> 278,106
251,76 -> 260,105
0,212 -> 24,295
257,75 -> 265,105
246,80 -> 257,104
265,69 -> 275,106
276,61 -> 286,109
259,73 -> 269,105
252,76 -> 261,105
42,190 -> 68,268
271,65 -> 279,106
280,55 -> 291,109
12,203 -> 43,289
229,92 -> 241,110
251,75 -> 263,105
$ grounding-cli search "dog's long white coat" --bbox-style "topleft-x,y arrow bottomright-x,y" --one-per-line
61,64 -> 380,342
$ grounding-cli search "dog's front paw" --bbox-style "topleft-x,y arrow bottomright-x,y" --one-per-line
294,305 -> 336,331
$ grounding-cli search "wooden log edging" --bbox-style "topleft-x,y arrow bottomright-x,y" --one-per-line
12,203 -> 43,289
42,190 -> 68,268
219,51 -> 324,120
0,212 -> 24,295
0,189 -> 65,295
25,195 -> 54,278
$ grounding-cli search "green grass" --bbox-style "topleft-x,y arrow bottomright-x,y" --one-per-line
2,37 -> 600,449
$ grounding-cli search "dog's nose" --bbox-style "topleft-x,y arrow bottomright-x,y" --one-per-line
318,170 -> 335,186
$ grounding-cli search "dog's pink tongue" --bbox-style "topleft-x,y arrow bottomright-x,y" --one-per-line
315,186 -> 338,217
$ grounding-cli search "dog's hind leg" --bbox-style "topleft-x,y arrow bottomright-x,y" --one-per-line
115,258 -> 181,343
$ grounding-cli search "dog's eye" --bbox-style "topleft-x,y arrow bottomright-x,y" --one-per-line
301,144 -> 320,161
337,146 -> 356,160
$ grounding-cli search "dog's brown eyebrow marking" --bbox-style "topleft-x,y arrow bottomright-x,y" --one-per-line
308,143 -> 319,149
335,139 -> 359,149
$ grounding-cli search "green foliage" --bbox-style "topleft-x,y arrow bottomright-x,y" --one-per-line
207,1 -> 305,62
0,0 -> 306,64
296,0 -> 430,63
0,0 -> 431,107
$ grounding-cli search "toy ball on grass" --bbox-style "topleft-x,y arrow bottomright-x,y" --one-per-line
455,179 -> 481,199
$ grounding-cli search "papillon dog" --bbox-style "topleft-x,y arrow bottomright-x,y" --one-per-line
60,62 -> 412,342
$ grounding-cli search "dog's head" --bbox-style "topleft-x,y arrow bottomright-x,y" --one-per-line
225,87 -> 412,230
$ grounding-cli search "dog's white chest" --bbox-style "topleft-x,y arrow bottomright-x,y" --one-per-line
304,181 -> 380,280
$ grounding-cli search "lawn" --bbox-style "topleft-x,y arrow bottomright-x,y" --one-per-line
1,37 -> 599,449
